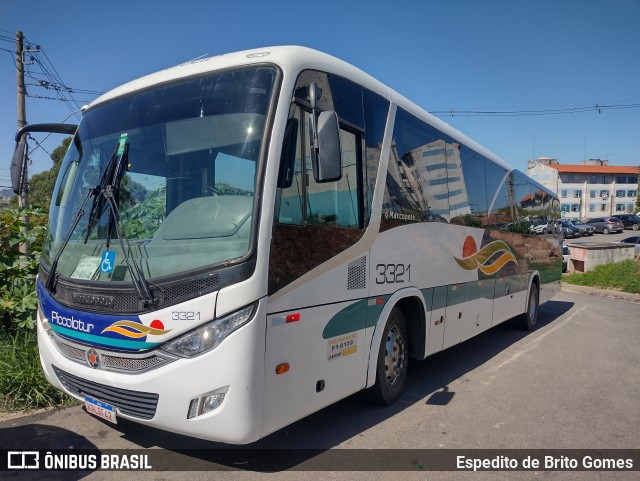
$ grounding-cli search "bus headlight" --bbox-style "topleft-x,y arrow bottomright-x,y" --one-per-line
161,304 -> 256,358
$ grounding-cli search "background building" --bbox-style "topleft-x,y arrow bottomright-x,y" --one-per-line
527,160 -> 639,219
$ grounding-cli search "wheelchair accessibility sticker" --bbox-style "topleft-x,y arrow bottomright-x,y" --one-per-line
100,251 -> 116,273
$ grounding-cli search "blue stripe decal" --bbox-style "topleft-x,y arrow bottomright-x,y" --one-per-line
37,279 -> 155,352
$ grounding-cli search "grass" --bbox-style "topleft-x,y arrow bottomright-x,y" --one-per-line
0,329 -> 74,411
564,259 -> 640,294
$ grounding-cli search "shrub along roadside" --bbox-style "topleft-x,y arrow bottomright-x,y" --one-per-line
0,206 -> 73,411
563,259 -> 640,294
0,329 -> 74,410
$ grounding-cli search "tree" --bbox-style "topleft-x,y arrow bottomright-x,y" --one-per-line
28,137 -> 72,210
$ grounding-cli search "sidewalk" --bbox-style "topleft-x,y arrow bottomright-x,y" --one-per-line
561,282 -> 640,304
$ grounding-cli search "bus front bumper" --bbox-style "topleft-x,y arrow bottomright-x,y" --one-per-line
36,300 -> 267,445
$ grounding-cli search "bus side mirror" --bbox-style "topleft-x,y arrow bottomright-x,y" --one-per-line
10,122 -> 78,194
10,137 -> 27,195
310,110 -> 342,183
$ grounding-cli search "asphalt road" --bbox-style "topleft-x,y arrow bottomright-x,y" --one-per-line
2,290 -> 639,480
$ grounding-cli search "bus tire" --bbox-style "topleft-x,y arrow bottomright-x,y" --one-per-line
367,307 -> 408,405
519,282 -> 539,331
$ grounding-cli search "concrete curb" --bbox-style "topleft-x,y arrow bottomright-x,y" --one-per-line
0,406 -> 57,424
561,282 -> 640,304
0,403 -> 80,425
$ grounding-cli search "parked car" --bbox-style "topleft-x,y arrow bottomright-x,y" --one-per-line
531,221 -> 548,234
567,219 -> 595,236
617,214 -> 640,231
562,245 -> 570,272
558,220 -> 581,238
586,217 -> 624,234
617,236 -> 640,256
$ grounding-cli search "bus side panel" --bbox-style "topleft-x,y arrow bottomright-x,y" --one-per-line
492,274 -> 530,325
262,249 -> 373,438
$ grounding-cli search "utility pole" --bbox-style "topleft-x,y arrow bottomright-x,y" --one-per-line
16,30 -> 29,255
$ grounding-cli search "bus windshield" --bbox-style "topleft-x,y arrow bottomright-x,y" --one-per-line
42,66 -> 277,282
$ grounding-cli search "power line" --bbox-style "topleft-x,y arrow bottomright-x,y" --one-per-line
431,103 -> 640,117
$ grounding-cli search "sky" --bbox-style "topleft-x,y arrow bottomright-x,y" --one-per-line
1,0 -> 639,189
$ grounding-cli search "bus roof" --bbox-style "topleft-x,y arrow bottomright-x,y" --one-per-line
88,45 -> 516,174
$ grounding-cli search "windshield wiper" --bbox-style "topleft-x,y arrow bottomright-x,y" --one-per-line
46,141 -> 123,292
100,142 -> 156,305
83,143 -> 120,244
46,140 -> 121,293
47,137 -> 156,306
45,185 -> 96,292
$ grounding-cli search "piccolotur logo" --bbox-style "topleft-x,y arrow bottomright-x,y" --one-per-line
51,311 -> 95,333
454,235 -> 517,275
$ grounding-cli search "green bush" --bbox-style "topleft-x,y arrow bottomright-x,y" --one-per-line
0,330 -> 73,410
0,206 -> 46,331
564,259 -> 640,294
0,206 -> 73,410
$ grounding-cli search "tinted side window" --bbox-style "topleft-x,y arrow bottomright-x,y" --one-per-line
486,167 -> 513,226
363,89 -> 389,223
269,71 -> 389,295
383,108 -> 472,229
453,147 -> 488,227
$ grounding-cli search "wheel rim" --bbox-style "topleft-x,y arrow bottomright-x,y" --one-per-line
384,325 -> 406,386
633,224 -> 639,231
528,288 -> 538,322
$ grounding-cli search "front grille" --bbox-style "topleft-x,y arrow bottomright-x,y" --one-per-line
100,354 -> 165,371
53,337 -> 85,362
53,366 -> 159,420
40,267 -> 220,314
50,333 -> 173,373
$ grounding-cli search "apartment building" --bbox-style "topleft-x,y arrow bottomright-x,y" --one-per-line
527,161 -> 639,220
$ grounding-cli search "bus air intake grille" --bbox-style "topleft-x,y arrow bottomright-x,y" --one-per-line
49,333 -> 172,373
100,354 -> 166,372
347,256 -> 367,290
41,267 -> 220,314
52,366 -> 159,420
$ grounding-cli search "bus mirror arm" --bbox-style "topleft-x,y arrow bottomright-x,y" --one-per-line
307,83 -> 343,183
11,123 -> 78,194
277,117 -> 298,189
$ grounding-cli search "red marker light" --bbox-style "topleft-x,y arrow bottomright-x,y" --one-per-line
276,363 -> 290,374
286,313 -> 300,323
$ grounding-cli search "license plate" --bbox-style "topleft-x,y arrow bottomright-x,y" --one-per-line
84,396 -> 117,424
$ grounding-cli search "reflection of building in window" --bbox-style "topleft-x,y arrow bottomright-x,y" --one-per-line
384,139 -> 471,222
519,189 -> 549,211
383,140 -> 425,220
416,140 -> 470,221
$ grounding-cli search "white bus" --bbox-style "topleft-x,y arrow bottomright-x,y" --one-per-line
18,46 -> 561,444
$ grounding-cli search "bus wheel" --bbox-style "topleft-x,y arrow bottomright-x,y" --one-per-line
367,307 -> 408,405
520,282 -> 539,331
